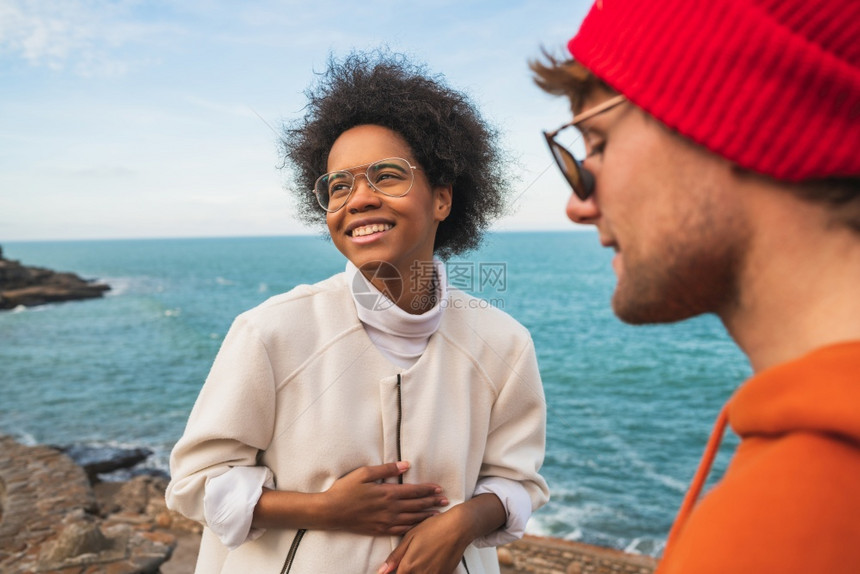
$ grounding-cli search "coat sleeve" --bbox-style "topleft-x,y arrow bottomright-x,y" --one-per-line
165,315 -> 278,524
479,335 -> 550,516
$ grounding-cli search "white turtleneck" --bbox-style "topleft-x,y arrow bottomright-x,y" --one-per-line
345,258 -> 445,368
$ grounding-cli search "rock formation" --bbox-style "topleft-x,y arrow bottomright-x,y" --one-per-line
0,436 -> 189,574
59,444 -> 161,483
0,245 -> 110,310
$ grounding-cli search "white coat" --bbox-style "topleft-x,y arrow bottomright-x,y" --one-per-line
166,273 -> 549,573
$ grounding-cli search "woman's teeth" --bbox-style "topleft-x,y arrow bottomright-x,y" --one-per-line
352,223 -> 392,237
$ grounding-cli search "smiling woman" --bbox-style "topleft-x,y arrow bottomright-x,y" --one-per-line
281,50 -> 511,258
164,50 -> 549,574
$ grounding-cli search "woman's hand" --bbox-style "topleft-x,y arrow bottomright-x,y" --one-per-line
253,461 -> 447,535
377,493 -> 507,574
376,510 -> 469,574
323,461 -> 449,536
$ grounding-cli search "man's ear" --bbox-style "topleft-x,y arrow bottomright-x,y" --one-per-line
434,184 -> 453,222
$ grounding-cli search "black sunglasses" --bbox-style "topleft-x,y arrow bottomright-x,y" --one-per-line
543,94 -> 627,201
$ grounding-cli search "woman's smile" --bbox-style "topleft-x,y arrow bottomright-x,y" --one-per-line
349,222 -> 394,238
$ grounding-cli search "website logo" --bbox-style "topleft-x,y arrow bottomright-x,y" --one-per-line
352,261 -> 402,311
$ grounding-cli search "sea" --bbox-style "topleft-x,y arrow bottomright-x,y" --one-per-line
0,232 -> 749,556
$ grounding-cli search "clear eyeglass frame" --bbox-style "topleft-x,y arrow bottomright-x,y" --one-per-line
313,156 -> 420,213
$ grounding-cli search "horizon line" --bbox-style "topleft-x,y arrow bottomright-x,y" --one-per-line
1,227 -> 595,245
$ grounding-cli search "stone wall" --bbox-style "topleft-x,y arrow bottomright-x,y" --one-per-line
500,536 -> 656,574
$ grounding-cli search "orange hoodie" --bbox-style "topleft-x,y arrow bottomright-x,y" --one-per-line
657,341 -> 860,573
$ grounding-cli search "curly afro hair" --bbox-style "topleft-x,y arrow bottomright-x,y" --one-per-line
280,50 -> 510,258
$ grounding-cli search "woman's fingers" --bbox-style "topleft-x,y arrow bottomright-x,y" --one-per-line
349,463 -> 446,503
352,461 -> 411,482
377,534 -> 410,574
394,494 -> 449,512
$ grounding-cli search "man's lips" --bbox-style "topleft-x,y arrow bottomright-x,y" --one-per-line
600,236 -> 623,276
599,235 -> 618,250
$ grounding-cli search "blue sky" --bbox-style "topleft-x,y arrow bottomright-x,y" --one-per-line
1,0 -> 592,241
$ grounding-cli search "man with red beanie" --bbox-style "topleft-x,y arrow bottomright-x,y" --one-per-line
533,0 -> 860,572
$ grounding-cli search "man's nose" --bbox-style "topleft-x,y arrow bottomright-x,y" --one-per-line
566,192 -> 600,224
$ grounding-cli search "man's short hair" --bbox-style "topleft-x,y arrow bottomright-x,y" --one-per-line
530,53 -> 604,115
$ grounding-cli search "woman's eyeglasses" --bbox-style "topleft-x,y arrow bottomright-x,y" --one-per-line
313,157 -> 419,213
543,94 -> 627,201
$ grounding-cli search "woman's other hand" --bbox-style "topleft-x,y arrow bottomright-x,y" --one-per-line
377,493 -> 506,574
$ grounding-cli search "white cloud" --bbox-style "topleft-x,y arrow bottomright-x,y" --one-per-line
0,0 -> 180,76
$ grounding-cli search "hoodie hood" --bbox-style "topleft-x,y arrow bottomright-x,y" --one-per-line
729,341 -> 860,444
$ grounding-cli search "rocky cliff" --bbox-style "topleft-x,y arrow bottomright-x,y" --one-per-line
0,245 -> 110,310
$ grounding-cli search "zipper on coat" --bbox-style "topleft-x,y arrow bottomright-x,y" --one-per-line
394,373 -> 469,573
396,373 -> 403,484
279,528 -> 306,574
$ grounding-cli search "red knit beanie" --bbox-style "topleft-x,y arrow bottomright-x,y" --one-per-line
569,0 -> 860,181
